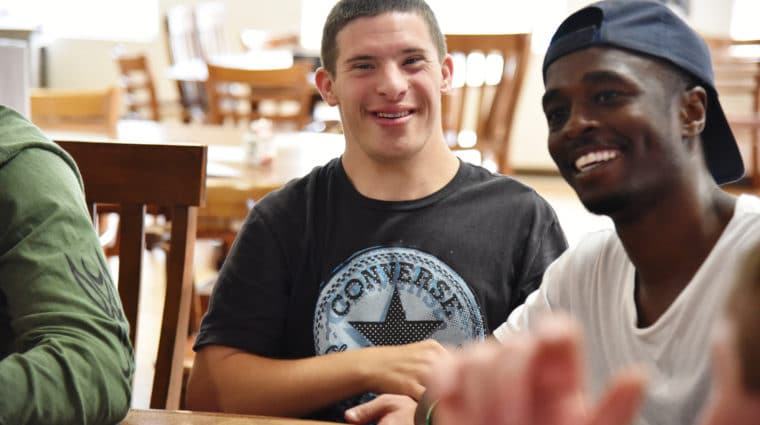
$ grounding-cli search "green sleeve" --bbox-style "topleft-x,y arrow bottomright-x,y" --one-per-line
0,148 -> 133,425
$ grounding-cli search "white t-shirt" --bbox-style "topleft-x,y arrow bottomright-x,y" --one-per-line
494,194 -> 760,425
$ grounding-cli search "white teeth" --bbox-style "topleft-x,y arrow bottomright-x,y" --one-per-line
575,150 -> 620,172
376,111 -> 410,118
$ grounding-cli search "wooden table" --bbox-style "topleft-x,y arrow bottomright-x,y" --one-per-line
121,409 -> 339,425
44,120 -> 346,220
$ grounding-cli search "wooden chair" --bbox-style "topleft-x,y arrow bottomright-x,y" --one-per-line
114,52 -> 160,121
165,4 -> 206,123
705,37 -> 760,186
56,140 -> 207,410
30,86 -> 122,136
240,29 -> 300,51
443,34 -> 531,174
205,61 -> 314,129
194,1 -> 229,61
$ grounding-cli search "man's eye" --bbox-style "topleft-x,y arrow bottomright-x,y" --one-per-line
595,91 -> 622,103
353,63 -> 373,70
403,56 -> 423,66
545,108 -> 568,131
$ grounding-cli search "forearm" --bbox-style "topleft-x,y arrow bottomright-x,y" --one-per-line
0,341 -> 131,425
187,345 -> 381,417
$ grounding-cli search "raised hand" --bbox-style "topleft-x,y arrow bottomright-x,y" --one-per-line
427,315 -> 646,425
696,319 -> 760,425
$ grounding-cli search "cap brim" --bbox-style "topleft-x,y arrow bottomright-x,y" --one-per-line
702,92 -> 745,185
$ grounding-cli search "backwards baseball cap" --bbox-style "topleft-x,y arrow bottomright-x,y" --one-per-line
543,0 -> 744,184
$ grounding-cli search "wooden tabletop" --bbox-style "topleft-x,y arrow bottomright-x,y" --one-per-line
121,409 -> 339,425
44,120 -> 346,219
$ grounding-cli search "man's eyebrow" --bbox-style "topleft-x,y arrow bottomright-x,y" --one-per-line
581,70 -> 631,86
343,48 -> 430,64
400,48 -> 427,55
542,70 -> 633,108
344,55 -> 375,64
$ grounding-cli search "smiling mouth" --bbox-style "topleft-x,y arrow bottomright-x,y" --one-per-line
375,111 -> 411,119
574,150 -> 620,172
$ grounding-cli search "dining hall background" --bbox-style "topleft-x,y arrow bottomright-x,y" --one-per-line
2,0 -> 756,171
1,0 -> 759,412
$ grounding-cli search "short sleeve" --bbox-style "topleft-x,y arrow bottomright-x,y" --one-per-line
512,194 -> 568,304
194,205 -> 292,357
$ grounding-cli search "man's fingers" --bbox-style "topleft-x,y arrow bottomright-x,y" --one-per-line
345,394 -> 417,425
345,396 -> 390,424
530,318 -> 584,395
587,368 -> 647,425
710,319 -> 741,393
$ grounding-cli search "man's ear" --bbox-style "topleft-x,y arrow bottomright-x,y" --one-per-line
315,67 -> 338,106
440,54 -> 453,93
681,86 -> 707,138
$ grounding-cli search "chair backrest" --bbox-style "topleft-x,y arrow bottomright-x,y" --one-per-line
443,33 -> 531,174
704,36 -> 760,185
706,37 -> 760,111
205,61 -> 313,129
164,4 -> 206,122
115,52 -> 160,121
164,4 -> 202,64
0,38 -> 30,117
194,1 -> 229,61
240,29 -> 300,51
56,140 -> 207,410
30,86 -> 122,136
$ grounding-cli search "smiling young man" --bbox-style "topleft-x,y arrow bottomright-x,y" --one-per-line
185,0 -> 566,422
491,1 -> 760,424
348,1 -> 760,425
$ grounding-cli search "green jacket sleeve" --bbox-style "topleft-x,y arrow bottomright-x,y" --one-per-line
0,147 -> 134,425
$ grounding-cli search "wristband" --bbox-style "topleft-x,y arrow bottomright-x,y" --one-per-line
425,399 -> 439,425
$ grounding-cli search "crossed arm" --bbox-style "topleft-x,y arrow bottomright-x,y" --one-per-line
186,339 -> 450,418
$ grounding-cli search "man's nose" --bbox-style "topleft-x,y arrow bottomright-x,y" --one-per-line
376,64 -> 408,101
561,104 -> 599,139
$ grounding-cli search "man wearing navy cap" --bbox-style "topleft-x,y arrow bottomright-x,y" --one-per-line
344,1 -> 760,424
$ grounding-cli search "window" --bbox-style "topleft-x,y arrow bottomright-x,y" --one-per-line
300,0 -> 569,54
730,0 -> 760,40
0,0 -> 158,42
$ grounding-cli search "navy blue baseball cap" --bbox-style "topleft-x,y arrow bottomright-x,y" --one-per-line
543,0 -> 744,184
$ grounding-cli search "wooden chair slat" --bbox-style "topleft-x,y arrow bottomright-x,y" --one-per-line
58,140 -> 206,410
444,33 -> 531,174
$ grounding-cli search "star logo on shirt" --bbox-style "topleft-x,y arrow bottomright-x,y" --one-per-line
349,286 -> 443,346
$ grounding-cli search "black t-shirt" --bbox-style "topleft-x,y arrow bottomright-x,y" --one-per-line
195,158 -> 567,420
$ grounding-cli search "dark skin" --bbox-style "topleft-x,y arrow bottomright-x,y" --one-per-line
400,46 -> 742,425
542,47 -> 736,327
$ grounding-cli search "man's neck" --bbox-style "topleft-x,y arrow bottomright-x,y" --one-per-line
341,141 -> 460,202
615,181 -> 736,327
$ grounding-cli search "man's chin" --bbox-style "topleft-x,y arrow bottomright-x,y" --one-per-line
579,193 -> 629,217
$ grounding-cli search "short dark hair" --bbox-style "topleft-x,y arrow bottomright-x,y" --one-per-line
320,0 -> 447,76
